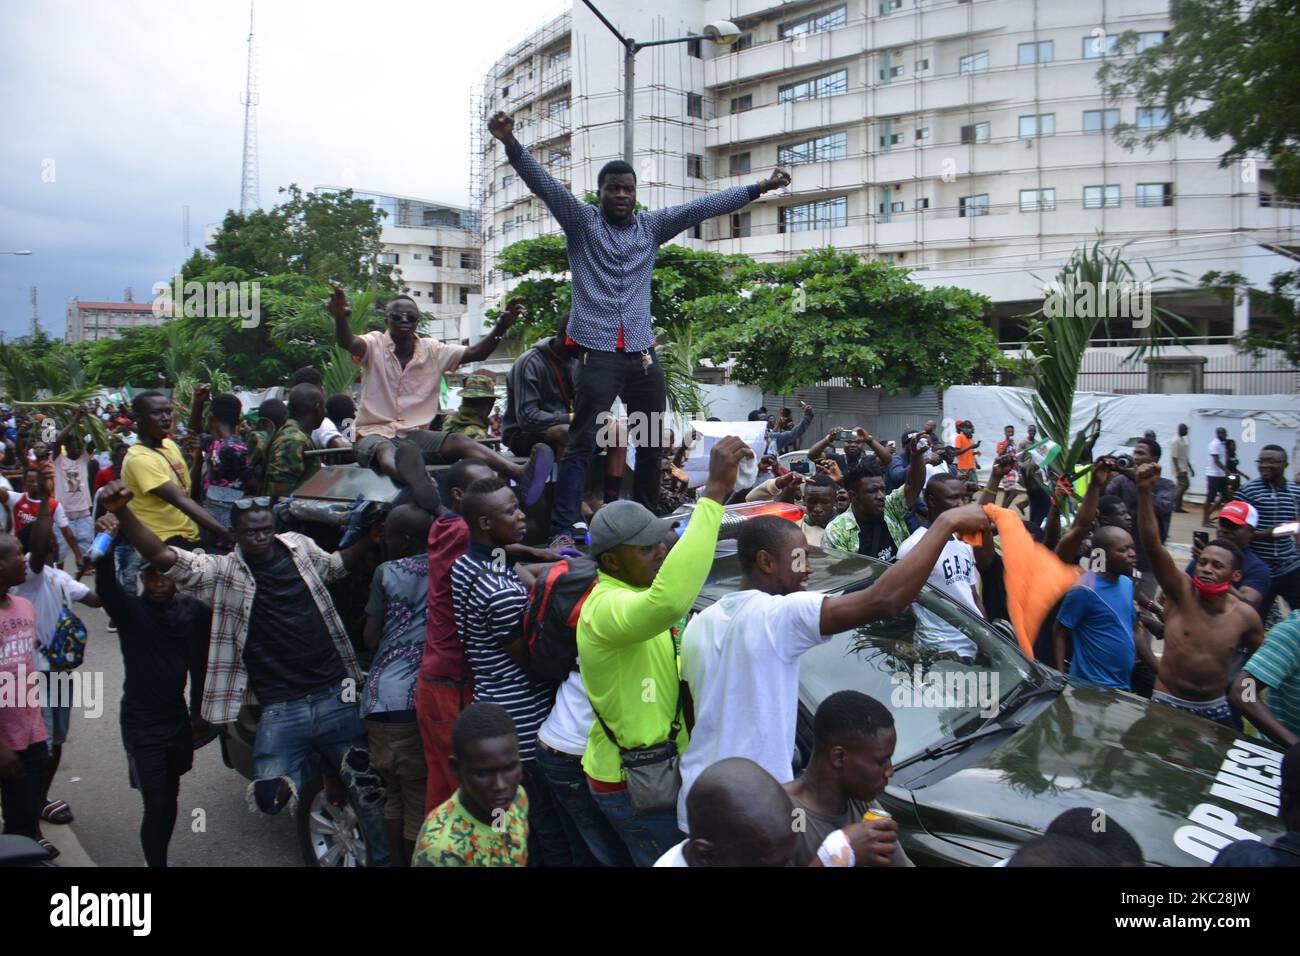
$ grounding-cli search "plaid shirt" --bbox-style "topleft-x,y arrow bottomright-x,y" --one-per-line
507,140 -> 761,352
163,533 -> 358,724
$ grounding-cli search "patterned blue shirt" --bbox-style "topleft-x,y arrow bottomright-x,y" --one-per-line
1237,478 -> 1300,576
507,140 -> 761,352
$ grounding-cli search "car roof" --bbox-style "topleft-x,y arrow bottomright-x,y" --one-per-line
696,546 -> 886,611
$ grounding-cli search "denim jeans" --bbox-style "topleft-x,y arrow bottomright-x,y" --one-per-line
115,542 -> 140,595
550,348 -> 665,536
252,683 -> 390,867
520,758 -> 578,867
587,783 -> 684,867
534,744 -> 633,867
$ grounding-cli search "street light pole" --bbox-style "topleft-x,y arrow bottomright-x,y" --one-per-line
580,1 -> 740,167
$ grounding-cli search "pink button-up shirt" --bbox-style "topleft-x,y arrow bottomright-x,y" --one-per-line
353,330 -> 468,439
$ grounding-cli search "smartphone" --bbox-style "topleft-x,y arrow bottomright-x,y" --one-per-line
839,429 -> 857,441
1193,531 -> 1209,548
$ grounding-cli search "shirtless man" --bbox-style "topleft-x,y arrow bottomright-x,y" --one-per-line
1135,462 -> 1264,729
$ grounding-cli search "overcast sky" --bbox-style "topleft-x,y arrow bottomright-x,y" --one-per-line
0,0 -> 562,340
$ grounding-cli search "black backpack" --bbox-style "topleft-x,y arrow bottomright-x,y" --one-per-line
520,558 -> 599,685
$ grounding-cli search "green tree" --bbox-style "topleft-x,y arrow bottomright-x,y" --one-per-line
691,249 -> 1003,395
1201,267 -> 1300,365
1099,0 -> 1300,193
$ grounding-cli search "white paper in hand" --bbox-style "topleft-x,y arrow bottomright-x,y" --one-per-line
680,420 -> 767,491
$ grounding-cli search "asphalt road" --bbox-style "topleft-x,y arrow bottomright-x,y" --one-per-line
38,601 -> 302,868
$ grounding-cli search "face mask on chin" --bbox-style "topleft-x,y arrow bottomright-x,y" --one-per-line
1190,577 -> 1232,599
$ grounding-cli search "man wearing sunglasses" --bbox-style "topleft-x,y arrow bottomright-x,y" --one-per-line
100,482 -> 392,865
328,286 -> 553,513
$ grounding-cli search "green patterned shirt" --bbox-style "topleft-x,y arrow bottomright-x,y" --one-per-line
822,486 -> 912,559
264,421 -> 318,498
411,787 -> 529,867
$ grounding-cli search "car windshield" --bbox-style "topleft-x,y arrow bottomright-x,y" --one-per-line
795,565 -> 1039,763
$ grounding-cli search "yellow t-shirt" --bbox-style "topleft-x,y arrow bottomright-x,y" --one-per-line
122,439 -> 199,542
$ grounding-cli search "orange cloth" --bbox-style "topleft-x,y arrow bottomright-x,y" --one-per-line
955,433 -> 975,470
959,505 -> 1081,659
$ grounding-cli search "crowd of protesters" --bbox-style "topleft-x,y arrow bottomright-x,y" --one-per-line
2,109 -> 1299,870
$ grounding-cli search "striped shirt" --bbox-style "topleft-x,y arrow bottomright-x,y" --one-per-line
450,543 -> 551,761
163,533 -> 358,724
1243,610 -> 1300,742
506,139 -> 761,352
1236,478 -> 1300,576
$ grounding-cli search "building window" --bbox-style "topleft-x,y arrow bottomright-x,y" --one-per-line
879,64 -> 904,80
779,196 -> 848,232
1083,108 -> 1120,132
879,132 -> 903,147
412,290 -> 422,297
412,253 -> 422,260
503,173 -> 515,188
729,152 -> 751,175
501,84 -> 511,98
779,4 -> 848,39
548,49 -> 570,68
879,0 -> 902,13
548,148 -> 570,167
915,58 -> 929,71
547,98 -> 569,118
459,288 -> 470,306
687,153 -> 704,179
686,93 -> 703,118
778,69 -> 849,103
687,38 -> 702,58
960,122 -> 991,144
460,252 -> 478,269
915,197 -> 930,209
1019,188 -> 1056,212
1083,185 -> 1121,209
430,285 -> 442,303
1082,33 -> 1119,58
777,131 -> 848,166
486,226 -> 494,239
915,127 -> 929,141
959,194 -> 989,217
1136,182 -> 1173,207
730,94 -> 753,113
959,51 -> 989,74
1018,113 -> 1055,138
1018,40 -> 1054,64
1136,31 -> 1168,52
879,200 -> 905,213
1136,106 -> 1169,130
502,220 -> 514,234
430,249 -> 442,267
733,33 -> 753,51
378,252 -> 398,265
691,224 -> 702,239
730,211 -> 752,238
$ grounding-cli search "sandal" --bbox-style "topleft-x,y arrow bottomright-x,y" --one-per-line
37,838 -> 61,861
41,799 -> 74,825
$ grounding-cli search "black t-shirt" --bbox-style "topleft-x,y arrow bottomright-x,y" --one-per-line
95,554 -> 211,741
241,542 -> 345,705
857,517 -> 897,562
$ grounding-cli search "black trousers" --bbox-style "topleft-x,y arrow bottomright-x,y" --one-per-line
551,348 -> 665,535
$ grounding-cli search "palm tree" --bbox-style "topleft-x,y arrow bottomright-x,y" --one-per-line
656,321 -> 708,420
1020,241 -> 1190,515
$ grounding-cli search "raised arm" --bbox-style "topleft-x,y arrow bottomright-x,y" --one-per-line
92,515 -> 132,629
903,432 -> 927,509
650,168 -> 790,244
149,479 -> 229,542
772,404 -> 814,452
326,282 -> 366,360
54,406 -> 86,454
1231,671 -> 1300,749
819,505 -> 991,633
858,430 -> 893,470
463,296 -> 524,365
490,111 -> 588,231
808,428 -> 838,462
1055,458 -> 1117,563
99,481 -> 176,573
1135,463 -> 1185,602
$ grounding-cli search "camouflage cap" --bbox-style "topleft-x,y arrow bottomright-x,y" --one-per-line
460,373 -> 497,399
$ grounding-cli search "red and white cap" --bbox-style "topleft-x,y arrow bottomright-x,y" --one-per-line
1218,500 -> 1259,528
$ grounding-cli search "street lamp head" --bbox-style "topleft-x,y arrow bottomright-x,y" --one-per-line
702,20 -> 742,45
5,250 -> 33,256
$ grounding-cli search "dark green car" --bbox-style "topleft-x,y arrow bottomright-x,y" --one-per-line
695,547 -> 1289,867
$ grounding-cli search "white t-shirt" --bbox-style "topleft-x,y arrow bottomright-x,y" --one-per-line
312,416 -> 349,450
895,526 -> 981,659
1206,438 -> 1228,477
52,452 -> 92,516
14,557 -> 90,671
536,667 -> 594,756
676,589 -> 827,832
653,840 -> 690,867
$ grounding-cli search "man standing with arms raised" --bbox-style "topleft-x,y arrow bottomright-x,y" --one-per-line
488,110 -> 791,545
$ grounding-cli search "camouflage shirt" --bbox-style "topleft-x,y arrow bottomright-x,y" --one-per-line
443,407 -> 490,442
264,421 -> 318,498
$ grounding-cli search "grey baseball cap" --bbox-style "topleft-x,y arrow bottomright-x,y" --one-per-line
587,500 -> 679,558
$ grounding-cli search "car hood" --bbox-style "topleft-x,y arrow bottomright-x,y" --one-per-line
908,681 -> 1288,866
